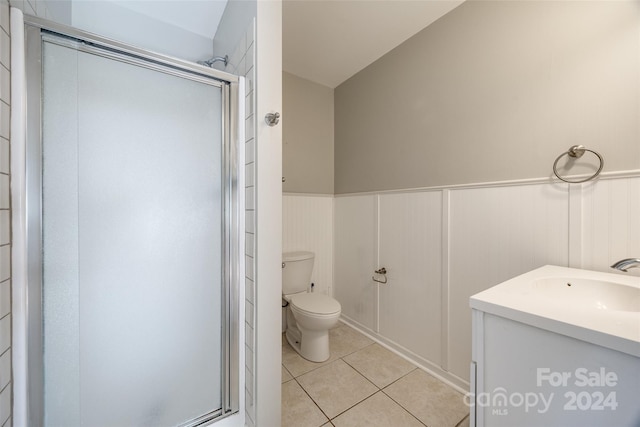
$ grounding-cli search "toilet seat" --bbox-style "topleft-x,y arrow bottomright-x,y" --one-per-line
290,293 -> 341,316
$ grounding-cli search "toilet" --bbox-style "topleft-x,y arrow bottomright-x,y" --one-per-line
282,251 -> 341,362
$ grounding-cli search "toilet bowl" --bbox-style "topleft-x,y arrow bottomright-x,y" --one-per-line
285,292 -> 341,362
282,251 -> 342,362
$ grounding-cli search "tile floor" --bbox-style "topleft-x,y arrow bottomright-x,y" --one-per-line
282,322 -> 470,427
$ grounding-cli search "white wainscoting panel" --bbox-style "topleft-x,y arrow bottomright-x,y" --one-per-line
334,195 -> 377,330
282,194 -> 334,296
329,174 -> 639,390
581,176 -> 640,276
378,191 -> 443,365
448,183 -> 570,381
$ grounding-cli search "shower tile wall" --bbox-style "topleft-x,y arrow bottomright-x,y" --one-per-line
9,1 -> 52,19
0,2 -> 11,424
226,19 -> 257,427
1,3 -> 65,426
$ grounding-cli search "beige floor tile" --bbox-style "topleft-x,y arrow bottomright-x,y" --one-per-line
282,335 -> 339,377
282,365 -> 293,383
383,369 -> 469,427
282,323 -> 372,378
457,415 -> 470,427
343,343 -> 416,388
297,359 -> 378,419
282,380 -> 329,427
332,392 -> 425,427
329,324 -> 374,358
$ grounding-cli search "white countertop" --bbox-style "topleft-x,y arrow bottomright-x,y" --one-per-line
470,265 -> 640,357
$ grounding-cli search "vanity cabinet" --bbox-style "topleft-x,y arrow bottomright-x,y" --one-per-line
469,266 -> 640,427
470,311 -> 640,426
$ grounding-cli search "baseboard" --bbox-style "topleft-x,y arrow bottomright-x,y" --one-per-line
339,315 -> 470,395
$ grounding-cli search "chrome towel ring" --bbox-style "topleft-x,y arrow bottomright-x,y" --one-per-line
552,145 -> 604,184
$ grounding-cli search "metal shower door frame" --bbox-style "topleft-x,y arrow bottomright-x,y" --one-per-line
22,15 -> 241,427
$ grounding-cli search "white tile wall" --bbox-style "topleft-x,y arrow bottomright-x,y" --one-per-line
8,0 -> 35,17
0,211 -> 8,245
0,138 -> 8,175
333,174 -> 639,390
0,2 -> 7,31
0,66 -> 9,107
226,18 -> 257,427
245,255 -> 254,281
0,280 -> 7,317
0,349 -> 9,388
0,315 -> 9,357
0,101 -> 8,140
282,194 -> 333,296
0,175 -> 8,209
0,385 -> 10,426
0,29 -> 8,70
0,246 -> 8,282
0,4 -> 8,424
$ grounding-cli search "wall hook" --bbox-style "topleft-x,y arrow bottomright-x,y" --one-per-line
373,267 -> 388,284
265,112 -> 280,126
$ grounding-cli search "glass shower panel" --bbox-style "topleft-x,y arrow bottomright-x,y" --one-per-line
42,41 -> 223,426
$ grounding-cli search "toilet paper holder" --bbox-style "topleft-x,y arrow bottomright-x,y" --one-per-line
372,267 -> 388,284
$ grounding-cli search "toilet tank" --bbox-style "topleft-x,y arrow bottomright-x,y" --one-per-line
282,251 -> 315,295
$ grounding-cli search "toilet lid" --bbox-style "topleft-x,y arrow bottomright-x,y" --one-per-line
290,293 -> 341,315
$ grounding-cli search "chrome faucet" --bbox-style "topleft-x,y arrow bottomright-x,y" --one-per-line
610,258 -> 640,272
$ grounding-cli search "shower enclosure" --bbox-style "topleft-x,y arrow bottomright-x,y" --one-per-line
13,14 -> 241,426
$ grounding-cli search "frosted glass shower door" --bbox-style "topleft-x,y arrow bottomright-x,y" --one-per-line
42,40 -> 224,426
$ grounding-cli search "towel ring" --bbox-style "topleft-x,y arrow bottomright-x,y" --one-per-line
552,145 -> 604,184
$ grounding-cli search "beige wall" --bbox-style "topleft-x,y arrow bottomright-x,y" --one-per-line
334,0 -> 640,194
283,71 -> 334,194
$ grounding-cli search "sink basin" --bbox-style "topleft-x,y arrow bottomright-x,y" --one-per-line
470,265 -> 640,357
532,277 -> 640,312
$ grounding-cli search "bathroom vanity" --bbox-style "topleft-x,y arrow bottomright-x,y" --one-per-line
470,266 -> 640,427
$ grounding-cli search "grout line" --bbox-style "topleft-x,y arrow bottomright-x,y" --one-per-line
378,365 -> 419,390
379,388 -> 428,427
330,351 -> 429,425
337,341 -> 375,360
456,413 -> 470,427
0,379 -> 9,394
339,346 -> 416,390
283,323 -> 465,426
285,334 -> 381,421
292,376 -> 332,423
326,387 -> 378,421
282,364 -> 293,381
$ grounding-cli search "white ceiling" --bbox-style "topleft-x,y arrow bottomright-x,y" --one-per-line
64,0 -> 463,88
112,0 -> 228,39
283,0 -> 465,88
